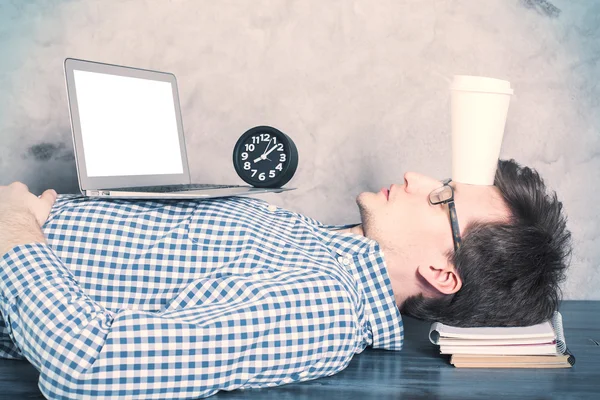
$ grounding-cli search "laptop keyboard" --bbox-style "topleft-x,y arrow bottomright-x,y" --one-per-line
114,184 -> 246,193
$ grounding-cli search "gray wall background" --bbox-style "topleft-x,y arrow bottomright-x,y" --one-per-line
0,0 -> 598,299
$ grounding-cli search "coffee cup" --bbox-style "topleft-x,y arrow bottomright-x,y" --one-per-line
451,76 -> 513,185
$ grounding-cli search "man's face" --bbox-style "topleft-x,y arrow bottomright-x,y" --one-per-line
356,172 -> 509,300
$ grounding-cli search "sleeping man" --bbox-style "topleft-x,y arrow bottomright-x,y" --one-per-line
0,159 -> 571,399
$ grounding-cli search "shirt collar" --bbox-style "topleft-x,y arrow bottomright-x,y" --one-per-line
311,222 -> 404,351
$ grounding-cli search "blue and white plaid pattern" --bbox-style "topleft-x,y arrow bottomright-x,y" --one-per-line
0,195 -> 403,399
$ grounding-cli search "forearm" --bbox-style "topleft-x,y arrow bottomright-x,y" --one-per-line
0,209 -> 46,256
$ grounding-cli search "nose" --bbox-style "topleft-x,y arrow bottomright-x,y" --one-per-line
403,172 -> 441,194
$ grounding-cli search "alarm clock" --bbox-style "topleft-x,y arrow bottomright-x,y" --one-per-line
233,126 -> 298,188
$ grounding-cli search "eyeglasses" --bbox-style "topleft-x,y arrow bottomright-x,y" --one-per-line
428,178 -> 462,251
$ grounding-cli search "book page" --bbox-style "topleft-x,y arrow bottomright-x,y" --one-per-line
440,343 -> 558,355
438,337 -> 555,346
429,320 -> 555,343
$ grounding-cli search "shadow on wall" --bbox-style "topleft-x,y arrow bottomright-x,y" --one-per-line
519,0 -> 561,18
24,140 -> 80,195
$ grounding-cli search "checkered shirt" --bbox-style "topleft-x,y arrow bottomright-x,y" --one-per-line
0,194 -> 404,399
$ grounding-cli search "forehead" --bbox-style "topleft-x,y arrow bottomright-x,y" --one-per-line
452,182 -> 510,226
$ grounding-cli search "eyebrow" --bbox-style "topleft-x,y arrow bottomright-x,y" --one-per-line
441,179 -> 459,195
452,182 -> 459,195
448,180 -> 460,203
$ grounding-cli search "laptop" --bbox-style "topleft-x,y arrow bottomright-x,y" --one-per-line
63,58 -> 294,199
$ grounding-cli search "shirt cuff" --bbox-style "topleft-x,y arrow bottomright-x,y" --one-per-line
0,243 -> 71,301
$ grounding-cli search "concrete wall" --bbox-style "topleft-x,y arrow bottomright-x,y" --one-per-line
0,0 -> 598,299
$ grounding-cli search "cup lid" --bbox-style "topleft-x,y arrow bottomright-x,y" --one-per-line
451,75 -> 513,95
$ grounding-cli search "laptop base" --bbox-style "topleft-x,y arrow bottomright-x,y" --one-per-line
85,186 -> 294,199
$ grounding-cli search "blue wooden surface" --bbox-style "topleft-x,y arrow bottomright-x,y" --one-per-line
1,300 -> 598,399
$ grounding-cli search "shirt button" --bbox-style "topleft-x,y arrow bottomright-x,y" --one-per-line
343,257 -> 351,265
267,205 -> 277,212
337,256 -> 344,264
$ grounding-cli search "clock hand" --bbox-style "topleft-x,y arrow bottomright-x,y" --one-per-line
254,138 -> 274,163
263,144 -> 278,157
261,138 -> 273,155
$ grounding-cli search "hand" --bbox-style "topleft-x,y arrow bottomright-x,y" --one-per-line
0,182 -> 57,226
0,182 -> 57,255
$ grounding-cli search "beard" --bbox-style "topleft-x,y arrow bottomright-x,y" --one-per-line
356,192 -> 403,255
356,192 -> 377,239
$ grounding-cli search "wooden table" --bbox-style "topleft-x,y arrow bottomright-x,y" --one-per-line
2,301 -> 598,399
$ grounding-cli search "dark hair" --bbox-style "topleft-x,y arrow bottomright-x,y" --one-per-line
401,159 -> 572,327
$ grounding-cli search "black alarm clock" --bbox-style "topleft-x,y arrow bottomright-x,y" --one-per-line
233,126 -> 298,188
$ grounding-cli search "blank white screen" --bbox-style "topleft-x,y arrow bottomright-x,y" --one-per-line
73,70 -> 184,177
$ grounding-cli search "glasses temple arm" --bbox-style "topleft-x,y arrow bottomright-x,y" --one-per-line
448,201 -> 462,251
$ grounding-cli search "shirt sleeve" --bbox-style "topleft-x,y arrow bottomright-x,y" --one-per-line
0,243 -> 361,400
0,317 -> 24,359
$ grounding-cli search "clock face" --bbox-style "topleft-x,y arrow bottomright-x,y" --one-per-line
233,126 -> 298,188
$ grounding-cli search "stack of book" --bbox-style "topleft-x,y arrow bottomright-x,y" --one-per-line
429,312 -> 575,368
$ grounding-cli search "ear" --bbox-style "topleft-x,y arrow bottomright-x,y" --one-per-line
417,263 -> 463,295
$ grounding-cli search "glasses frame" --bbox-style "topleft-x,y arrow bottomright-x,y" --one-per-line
428,178 -> 462,251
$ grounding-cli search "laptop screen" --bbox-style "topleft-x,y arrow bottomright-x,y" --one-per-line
72,69 -> 184,177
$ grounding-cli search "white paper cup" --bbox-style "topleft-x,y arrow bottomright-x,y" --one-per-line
451,76 -> 513,185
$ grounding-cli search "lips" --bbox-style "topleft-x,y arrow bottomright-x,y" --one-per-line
380,187 -> 390,200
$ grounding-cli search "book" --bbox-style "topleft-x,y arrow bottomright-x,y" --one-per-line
451,362 -> 571,369
430,320 -> 556,342
437,337 -> 554,346
428,311 -> 575,368
440,343 -> 558,355
449,354 -> 574,369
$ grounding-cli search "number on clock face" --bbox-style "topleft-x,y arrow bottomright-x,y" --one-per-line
239,133 -> 286,182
